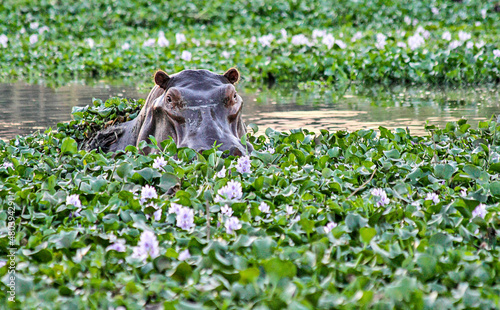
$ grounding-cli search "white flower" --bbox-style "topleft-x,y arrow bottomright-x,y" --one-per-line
425,192 -> 440,204
442,31 -> 452,41
335,39 -> 346,49
66,194 -> 82,208
472,203 -> 487,219
258,34 -> 275,47
178,249 -> 191,261
143,38 -> 155,47
375,33 -> 387,50
215,180 -> 243,202
431,7 -> 439,15
460,189 -> 467,197
475,22 -> 481,27
351,31 -> 362,42
397,42 -> 407,49
0,34 -> 7,48
85,38 -> 94,48
132,230 -> 160,261
322,34 -> 335,49
225,216 -> 242,234
493,50 -> 500,58
217,166 -> 226,178
168,202 -> 182,214
122,42 -> 131,50
106,239 -> 126,252
371,188 -> 389,206
38,26 -> 49,34
286,205 -> 294,215
181,50 -> 192,61
220,204 -> 234,217
158,31 -> 169,47
259,202 -> 270,213
236,155 -> 251,174
449,40 -> 461,50
2,162 -> 13,169
153,157 -> 167,171
312,29 -> 327,39
146,203 -> 162,221
466,41 -> 474,49
29,34 -> 38,45
481,9 -> 487,19
0,261 -> 6,268
266,146 -> 275,154
404,16 -> 412,25
30,22 -> 39,30
192,38 -> 201,46
475,41 -> 485,49
458,31 -> 471,42
416,26 -> 430,39
280,28 -> 287,39
221,51 -> 230,59
140,185 -> 157,204
408,33 -> 425,50
411,201 -> 421,211
176,33 -> 186,45
291,34 -> 310,46
324,222 -> 337,233
176,207 -> 195,231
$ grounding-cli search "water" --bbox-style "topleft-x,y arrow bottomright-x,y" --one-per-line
0,82 -> 499,141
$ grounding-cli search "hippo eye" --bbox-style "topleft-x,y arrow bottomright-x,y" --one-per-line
166,96 -> 172,103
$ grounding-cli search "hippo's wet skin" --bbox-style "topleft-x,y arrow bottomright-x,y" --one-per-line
84,68 -> 252,156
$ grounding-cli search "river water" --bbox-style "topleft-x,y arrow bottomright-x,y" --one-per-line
0,81 -> 498,140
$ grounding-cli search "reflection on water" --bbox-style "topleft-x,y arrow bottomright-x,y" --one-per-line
0,82 -> 499,140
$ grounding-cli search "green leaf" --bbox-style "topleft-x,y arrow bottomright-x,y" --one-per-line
360,227 -> 377,244
159,173 -> 180,192
61,137 -> 78,155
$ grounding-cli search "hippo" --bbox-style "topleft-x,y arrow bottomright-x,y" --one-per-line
84,68 -> 252,156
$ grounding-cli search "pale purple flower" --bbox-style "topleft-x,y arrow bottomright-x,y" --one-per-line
30,22 -> 39,30
259,202 -> 270,213
460,189 -> 467,197
371,188 -> 389,206
466,41 -> 474,49
2,162 -> 13,169
404,16 -> 412,25
176,33 -> 186,45
106,239 -> 126,252
85,38 -> 95,48
38,26 -> 49,34
458,31 -> 471,42
217,166 -> 226,178
147,203 -> 162,221
221,51 -> 230,59
153,157 -> 167,171
225,216 -> 242,234
178,249 -> 191,261
140,185 -> 157,204
481,9 -> 487,19
351,31 -> 362,42
158,31 -> 169,47
335,39 -> 346,49
416,26 -> 430,39
258,34 -> 275,47
236,155 -> 251,174
220,204 -> 234,217
0,261 -> 6,268
181,50 -> 192,61
214,180 -> 243,202
397,42 -> 407,49
493,50 -> 500,58
425,192 -> 440,204
168,202 -> 182,214
411,201 -> 421,211
476,41 -> 485,49
408,33 -> 425,50
449,40 -> 461,50
0,34 -> 8,48
193,38 -> 202,46
375,33 -> 387,49
472,204 -> 487,219
442,31 -> 452,41
176,207 -> 195,230
324,222 -> 337,234
66,194 -> 82,208
286,205 -> 294,215
132,230 -> 160,261
431,7 -> 439,15
312,29 -> 327,39
291,34 -> 310,46
266,146 -> 275,154
322,34 -> 335,49
280,29 -> 287,39
143,38 -> 155,47
122,42 -> 131,50
29,34 -> 38,45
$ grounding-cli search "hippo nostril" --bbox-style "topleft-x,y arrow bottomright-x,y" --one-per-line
229,146 -> 244,157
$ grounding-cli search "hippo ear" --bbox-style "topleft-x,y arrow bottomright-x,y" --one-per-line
223,68 -> 240,84
154,70 -> 170,89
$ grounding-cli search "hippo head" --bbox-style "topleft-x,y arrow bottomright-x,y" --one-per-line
136,69 -> 252,156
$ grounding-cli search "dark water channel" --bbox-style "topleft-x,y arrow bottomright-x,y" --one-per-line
0,82 -> 499,141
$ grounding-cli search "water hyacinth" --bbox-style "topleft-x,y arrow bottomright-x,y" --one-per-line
168,202 -> 182,214
375,33 -> 387,49
371,188 -> 389,206
145,203 -> 162,221
449,40 -> 461,50
157,31 -> 169,47
460,189 -> 467,197
221,51 -> 230,59
458,31 -> 471,42
258,34 -> 275,47
472,204 -> 487,219
408,33 -> 425,50
220,204 -> 234,217
176,33 -> 186,45
214,180 -> 243,202
442,31 -> 452,41
122,42 -> 131,50
140,185 -> 157,204
322,34 -> 335,49
324,222 -> 338,234
2,162 -> 13,169
259,201 -> 270,213
236,155 -> 251,174
29,34 -> 38,45
85,38 -> 95,48
132,230 -> 160,261
0,34 -> 8,48
351,31 -> 362,42
106,239 -> 126,252
335,39 -> 346,49
425,192 -> 440,204
493,50 -> 500,58
181,50 -> 192,61
152,157 -> 167,171
178,249 -> 191,261
176,206 -> 195,230
143,38 -> 155,47
286,205 -> 294,215
66,194 -> 82,208
291,34 -> 310,46
312,29 -> 327,39
280,28 -> 287,39
216,166 -> 226,178
225,216 -> 242,234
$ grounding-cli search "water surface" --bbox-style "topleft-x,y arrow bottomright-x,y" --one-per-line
0,82 -> 498,141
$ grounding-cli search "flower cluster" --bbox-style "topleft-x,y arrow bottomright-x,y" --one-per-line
236,156 -> 251,174
220,204 -> 234,217
216,166 -> 226,178
225,216 -> 242,234
175,206 -> 195,231
324,222 -> 338,234
132,230 -> 160,262
472,204 -> 487,219
214,180 -> 243,202
258,202 -> 270,213
425,192 -> 440,204
152,157 -> 167,171
371,188 -> 390,206
140,185 -> 157,204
